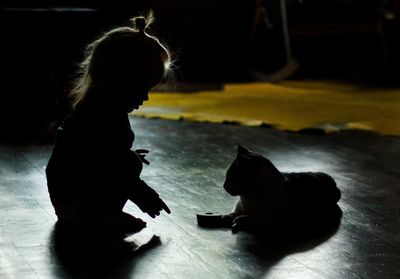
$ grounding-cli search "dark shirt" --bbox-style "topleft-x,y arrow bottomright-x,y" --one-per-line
46,103 -> 142,208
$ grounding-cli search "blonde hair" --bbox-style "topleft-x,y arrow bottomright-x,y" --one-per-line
70,12 -> 172,109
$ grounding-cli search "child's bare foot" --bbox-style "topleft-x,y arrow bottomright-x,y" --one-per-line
132,235 -> 161,254
118,212 -> 147,235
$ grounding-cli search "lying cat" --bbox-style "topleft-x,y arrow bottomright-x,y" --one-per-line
222,145 -> 341,233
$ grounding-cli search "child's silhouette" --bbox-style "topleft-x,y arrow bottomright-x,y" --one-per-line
46,14 -> 171,235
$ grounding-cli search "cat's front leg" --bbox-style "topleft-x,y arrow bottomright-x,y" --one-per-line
221,213 -> 237,228
222,200 -> 244,228
232,215 -> 257,233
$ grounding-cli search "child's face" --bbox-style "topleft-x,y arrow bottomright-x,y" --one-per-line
110,55 -> 166,113
116,78 -> 158,113
125,84 -> 150,112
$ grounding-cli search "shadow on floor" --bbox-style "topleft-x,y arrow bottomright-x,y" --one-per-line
235,205 -> 343,264
48,222 -> 161,279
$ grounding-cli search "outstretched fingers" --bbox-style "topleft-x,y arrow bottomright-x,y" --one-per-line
140,157 -> 150,165
146,199 -> 171,218
136,149 -> 150,165
135,149 -> 149,154
160,200 -> 171,214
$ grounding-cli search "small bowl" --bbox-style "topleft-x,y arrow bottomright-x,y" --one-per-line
196,212 -> 223,228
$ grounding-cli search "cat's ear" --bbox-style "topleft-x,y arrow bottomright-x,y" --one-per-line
237,145 -> 251,155
236,145 -> 252,166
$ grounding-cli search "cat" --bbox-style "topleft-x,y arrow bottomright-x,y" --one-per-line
222,145 -> 341,233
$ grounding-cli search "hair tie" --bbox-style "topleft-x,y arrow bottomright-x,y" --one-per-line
133,17 -> 147,34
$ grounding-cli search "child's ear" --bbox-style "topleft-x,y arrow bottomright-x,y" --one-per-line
237,145 -> 251,155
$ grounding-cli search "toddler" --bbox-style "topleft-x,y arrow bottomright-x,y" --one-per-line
46,15 -> 171,235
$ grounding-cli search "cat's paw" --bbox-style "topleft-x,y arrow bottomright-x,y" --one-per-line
232,215 -> 253,234
221,214 -> 235,228
231,216 -> 246,234
231,222 -> 240,234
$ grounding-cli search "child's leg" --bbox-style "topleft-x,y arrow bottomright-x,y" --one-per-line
101,210 -> 147,236
54,200 -> 146,237
90,196 -> 147,236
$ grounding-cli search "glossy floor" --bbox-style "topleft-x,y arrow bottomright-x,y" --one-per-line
0,117 -> 399,278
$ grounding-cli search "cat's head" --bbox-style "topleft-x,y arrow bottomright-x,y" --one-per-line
223,145 -> 284,197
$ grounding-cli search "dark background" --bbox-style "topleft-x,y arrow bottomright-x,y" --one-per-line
0,0 -> 399,142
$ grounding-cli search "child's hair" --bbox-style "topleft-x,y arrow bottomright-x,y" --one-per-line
70,12 -> 172,108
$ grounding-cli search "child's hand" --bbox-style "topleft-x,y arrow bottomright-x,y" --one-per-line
135,149 -> 150,165
130,181 -> 171,218
145,196 -> 171,218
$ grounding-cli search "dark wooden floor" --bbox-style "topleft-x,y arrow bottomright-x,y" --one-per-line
0,116 -> 399,278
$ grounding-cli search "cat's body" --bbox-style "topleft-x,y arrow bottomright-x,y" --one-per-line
222,146 -> 341,233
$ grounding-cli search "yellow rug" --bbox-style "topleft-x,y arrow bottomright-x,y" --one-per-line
131,81 -> 400,136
